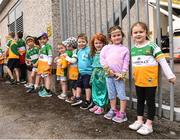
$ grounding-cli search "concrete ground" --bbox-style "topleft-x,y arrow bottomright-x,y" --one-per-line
0,81 -> 180,139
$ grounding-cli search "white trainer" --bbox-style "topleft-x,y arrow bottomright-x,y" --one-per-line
129,121 -> 143,130
57,93 -> 67,100
137,124 -> 153,135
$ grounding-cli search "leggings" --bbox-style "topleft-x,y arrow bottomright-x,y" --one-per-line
135,86 -> 157,121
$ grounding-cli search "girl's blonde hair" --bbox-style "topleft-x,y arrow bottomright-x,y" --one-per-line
108,25 -> 125,40
90,33 -> 107,57
131,22 -> 150,40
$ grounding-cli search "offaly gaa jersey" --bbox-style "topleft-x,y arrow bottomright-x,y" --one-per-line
37,43 -> 53,74
7,39 -> 19,59
26,47 -> 39,65
131,41 -> 165,87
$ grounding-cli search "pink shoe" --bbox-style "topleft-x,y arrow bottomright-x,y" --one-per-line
94,107 -> 104,115
89,105 -> 98,112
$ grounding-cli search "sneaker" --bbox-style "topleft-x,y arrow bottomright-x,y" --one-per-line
38,88 -> 45,96
137,124 -> 153,135
39,89 -> 52,97
65,96 -> 75,103
129,121 -> 143,130
112,112 -> 128,123
89,105 -> 98,112
24,83 -> 30,88
20,80 -> 26,84
16,81 -> 20,85
71,98 -> 83,106
26,86 -> 34,93
9,79 -> 16,85
80,100 -> 93,110
57,93 -> 67,100
104,109 -> 117,120
94,107 -> 104,115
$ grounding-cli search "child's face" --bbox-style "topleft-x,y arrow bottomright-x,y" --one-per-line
57,45 -> 66,54
132,24 -> 147,44
94,39 -> 104,51
110,29 -> 123,45
77,38 -> 87,49
66,45 -> 74,51
27,39 -> 35,48
39,36 -> 48,46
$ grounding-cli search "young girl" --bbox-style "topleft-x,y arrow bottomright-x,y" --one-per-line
89,33 -> 108,115
54,43 -> 68,100
35,32 -> 53,97
100,26 -> 129,123
129,22 -> 176,135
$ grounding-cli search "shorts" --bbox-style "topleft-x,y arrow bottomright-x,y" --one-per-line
106,77 -> 126,100
69,80 -> 77,90
7,58 -> 20,70
76,74 -> 91,89
57,76 -> 67,81
32,67 -> 37,72
37,73 -> 50,78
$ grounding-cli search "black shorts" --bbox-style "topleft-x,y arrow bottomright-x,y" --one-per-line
7,58 -> 20,70
69,80 -> 77,90
76,74 -> 91,89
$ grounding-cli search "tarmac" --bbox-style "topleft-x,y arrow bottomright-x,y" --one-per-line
0,80 -> 180,139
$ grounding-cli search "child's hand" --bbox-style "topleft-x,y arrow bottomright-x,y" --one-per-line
54,57 -> 59,63
62,53 -> 68,58
169,76 -> 176,84
115,72 -> 127,80
115,73 -> 123,80
108,70 -> 115,77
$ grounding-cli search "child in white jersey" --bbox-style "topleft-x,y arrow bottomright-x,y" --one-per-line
34,32 -> 53,97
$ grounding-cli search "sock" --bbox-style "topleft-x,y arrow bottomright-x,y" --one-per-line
45,88 -> 50,93
76,96 -> 81,100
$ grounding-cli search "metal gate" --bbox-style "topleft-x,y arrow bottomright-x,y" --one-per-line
59,0 -> 176,121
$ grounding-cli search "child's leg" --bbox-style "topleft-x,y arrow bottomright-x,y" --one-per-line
135,86 -> 146,122
120,100 -> 126,112
6,67 -> 14,79
44,75 -> 51,90
110,99 -> 116,110
106,77 -> 117,110
14,68 -> 20,82
34,74 -> 41,89
61,80 -> 68,94
30,71 -> 36,84
76,87 -> 82,97
144,87 -> 157,128
85,88 -> 91,101
76,75 -> 83,98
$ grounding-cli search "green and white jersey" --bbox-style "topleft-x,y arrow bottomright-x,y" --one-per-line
26,47 -> 39,64
131,41 -> 164,87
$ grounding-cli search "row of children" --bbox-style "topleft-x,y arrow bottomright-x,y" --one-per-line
1,22 -> 176,136
0,32 -> 31,84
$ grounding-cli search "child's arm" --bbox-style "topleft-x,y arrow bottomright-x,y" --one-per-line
158,58 -> 176,84
153,43 -> 176,84
54,56 -> 59,64
65,55 -> 77,63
